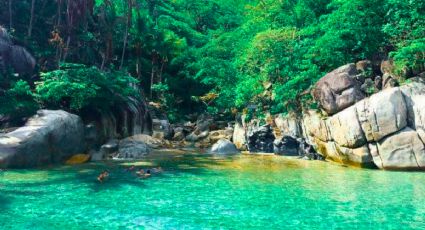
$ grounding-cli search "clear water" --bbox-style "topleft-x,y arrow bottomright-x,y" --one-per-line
1,152 -> 425,229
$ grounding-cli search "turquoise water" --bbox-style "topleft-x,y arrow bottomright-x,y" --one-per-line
1,152 -> 425,229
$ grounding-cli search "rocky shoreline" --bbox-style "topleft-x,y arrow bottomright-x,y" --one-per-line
1,61 -> 425,170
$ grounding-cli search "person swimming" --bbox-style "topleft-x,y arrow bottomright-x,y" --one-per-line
97,170 -> 109,183
125,166 -> 136,172
136,169 -> 151,179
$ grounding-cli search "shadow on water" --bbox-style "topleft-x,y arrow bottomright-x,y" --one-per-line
0,152 -> 229,193
0,195 -> 11,210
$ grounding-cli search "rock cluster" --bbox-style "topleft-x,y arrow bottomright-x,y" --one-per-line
305,80 -> 425,169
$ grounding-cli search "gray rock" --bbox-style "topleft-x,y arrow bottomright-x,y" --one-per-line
0,110 -> 85,168
211,139 -> 239,155
152,119 -> 173,140
97,139 -> 119,160
312,64 -> 365,115
374,128 -> 425,169
327,106 -> 366,148
116,136 -> 151,159
356,87 -> 407,142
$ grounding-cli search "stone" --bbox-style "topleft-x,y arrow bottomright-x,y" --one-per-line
247,125 -> 275,153
400,82 -> 425,142
312,64 -> 365,115
209,129 -> 233,144
116,136 -> 151,159
152,119 -> 173,140
356,87 -> 407,142
274,114 -> 301,138
380,59 -> 395,75
211,139 -> 240,155
273,136 -> 299,156
360,78 -> 375,94
374,128 -> 425,169
382,73 -> 397,89
123,135 -> 163,149
327,106 -> 366,148
233,118 -> 247,150
374,75 -> 382,90
196,114 -> 213,132
302,110 -> 331,142
172,131 -> 185,141
0,110 -> 85,168
335,144 -> 373,167
185,131 -> 209,142
298,139 -> 323,160
356,60 -> 372,73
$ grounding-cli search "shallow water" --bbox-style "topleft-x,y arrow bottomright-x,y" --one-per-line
1,152 -> 425,229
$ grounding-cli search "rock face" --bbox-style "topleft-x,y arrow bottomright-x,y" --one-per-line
247,125 -> 275,153
303,81 -> 425,170
0,110 -> 85,168
312,64 -> 365,115
273,136 -> 299,156
233,117 -> 247,150
211,139 -> 239,155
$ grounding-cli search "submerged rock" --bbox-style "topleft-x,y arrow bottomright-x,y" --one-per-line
0,110 -> 85,168
211,139 -> 239,155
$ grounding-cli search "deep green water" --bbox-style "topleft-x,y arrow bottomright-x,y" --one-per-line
1,152 -> 425,229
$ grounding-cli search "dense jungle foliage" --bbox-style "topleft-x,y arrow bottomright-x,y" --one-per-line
0,0 -> 424,122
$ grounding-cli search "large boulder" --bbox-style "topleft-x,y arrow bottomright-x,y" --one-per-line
312,64 -> 365,115
211,139 -> 239,155
356,88 -> 407,142
327,106 -> 366,148
302,110 -> 331,142
371,128 -> 425,169
0,110 -> 85,168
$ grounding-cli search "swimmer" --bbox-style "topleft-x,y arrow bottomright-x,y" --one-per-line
97,170 -> 109,183
137,169 -> 151,179
126,166 -> 136,172
136,169 -> 145,176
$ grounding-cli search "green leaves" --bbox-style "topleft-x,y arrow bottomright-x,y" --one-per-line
36,63 -> 139,111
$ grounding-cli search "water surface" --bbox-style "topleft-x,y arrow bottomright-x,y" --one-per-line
1,152 -> 425,229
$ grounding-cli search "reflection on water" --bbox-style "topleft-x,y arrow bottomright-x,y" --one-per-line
1,152 -> 425,229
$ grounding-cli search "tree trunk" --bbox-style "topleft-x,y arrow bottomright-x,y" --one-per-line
28,0 -> 36,38
120,0 -> 132,70
8,0 -> 12,30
